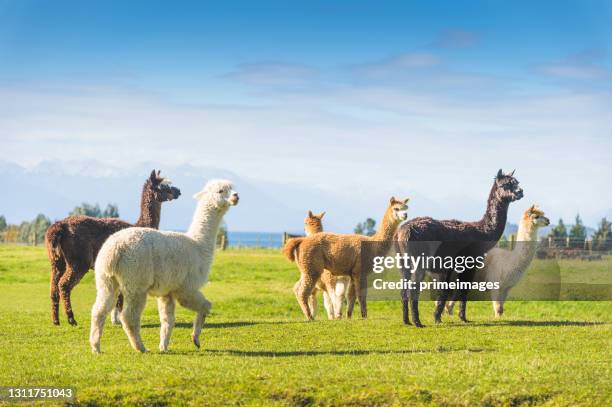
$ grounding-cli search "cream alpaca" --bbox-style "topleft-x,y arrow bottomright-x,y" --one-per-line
292,211 -> 351,319
284,197 -> 409,320
446,205 -> 549,317
90,180 -> 239,353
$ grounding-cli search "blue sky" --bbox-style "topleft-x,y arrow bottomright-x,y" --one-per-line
1,0 -> 611,225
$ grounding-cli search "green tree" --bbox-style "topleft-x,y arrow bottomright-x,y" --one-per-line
217,221 -> 228,249
0,215 -> 6,232
592,217 -> 611,251
569,214 -> 587,248
18,214 -> 51,245
548,218 -> 568,247
70,203 -> 102,217
498,234 -> 509,249
102,204 -> 120,218
354,218 -> 376,236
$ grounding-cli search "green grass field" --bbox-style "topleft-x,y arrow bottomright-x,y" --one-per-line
0,245 -> 610,406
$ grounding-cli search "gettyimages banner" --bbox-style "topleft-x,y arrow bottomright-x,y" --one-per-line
360,241 -> 612,301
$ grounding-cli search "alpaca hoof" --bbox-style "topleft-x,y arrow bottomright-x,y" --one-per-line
434,318 -> 442,324
460,318 -> 470,323
53,320 -> 60,326
414,321 -> 424,328
91,345 -> 101,354
68,317 -> 77,326
192,334 -> 200,349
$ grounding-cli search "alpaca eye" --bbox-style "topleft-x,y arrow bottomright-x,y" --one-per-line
218,189 -> 224,194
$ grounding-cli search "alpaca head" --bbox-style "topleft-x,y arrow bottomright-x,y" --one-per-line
494,169 -> 523,203
193,179 -> 239,210
146,170 -> 181,203
523,204 -> 550,229
304,210 -> 325,235
388,197 -> 409,222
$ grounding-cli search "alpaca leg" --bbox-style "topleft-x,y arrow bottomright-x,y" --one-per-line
410,268 -> 426,328
111,293 -> 124,326
332,277 -> 349,319
433,273 -> 451,323
493,288 -> 510,318
176,290 -> 212,349
89,276 -> 118,353
458,300 -> 469,323
120,292 -> 148,353
58,266 -> 86,326
346,278 -> 357,319
399,267 -> 410,325
322,290 -> 334,320
50,256 -> 65,325
157,295 -> 176,352
308,287 -> 318,319
354,272 -> 368,319
295,272 -> 318,321
445,300 -> 455,315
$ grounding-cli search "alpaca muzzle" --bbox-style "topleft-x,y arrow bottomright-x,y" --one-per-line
229,192 -> 239,205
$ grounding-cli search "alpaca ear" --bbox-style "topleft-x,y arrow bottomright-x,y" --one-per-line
390,196 -> 397,204
150,170 -> 159,184
509,169 -> 515,177
193,190 -> 206,200
496,169 -> 503,179
308,210 -> 314,218
318,211 -> 326,219
402,197 -> 410,204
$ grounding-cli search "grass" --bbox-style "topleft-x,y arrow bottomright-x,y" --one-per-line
0,245 -> 610,406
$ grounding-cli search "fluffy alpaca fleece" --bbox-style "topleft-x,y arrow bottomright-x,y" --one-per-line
284,197 -> 409,320
90,180 -> 239,353
291,211 -> 351,319
45,170 -> 180,326
446,205 -> 549,317
395,169 -> 523,327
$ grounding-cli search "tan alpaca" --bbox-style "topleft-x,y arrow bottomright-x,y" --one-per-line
292,211 -> 352,319
284,197 -> 409,320
445,205 -> 550,317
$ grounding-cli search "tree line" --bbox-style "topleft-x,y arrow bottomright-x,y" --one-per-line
0,203 -> 120,245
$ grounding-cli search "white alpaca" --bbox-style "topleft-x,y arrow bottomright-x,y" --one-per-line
90,179 -> 239,353
446,205 -> 549,317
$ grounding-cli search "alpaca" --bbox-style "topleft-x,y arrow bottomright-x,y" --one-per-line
395,169 -> 523,327
45,170 -> 180,326
291,211 -> 351,319
445,205 -> 549,317
90,179 -> 239,353
284,197 -> 409,320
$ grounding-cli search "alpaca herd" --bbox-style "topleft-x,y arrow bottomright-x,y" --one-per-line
42,168 -> 547,353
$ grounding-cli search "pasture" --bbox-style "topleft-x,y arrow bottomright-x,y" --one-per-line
0,245 -> 610,406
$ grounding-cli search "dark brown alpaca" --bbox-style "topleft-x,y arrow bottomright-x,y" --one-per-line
395,169 -> 523,327
45,170 -> 181,325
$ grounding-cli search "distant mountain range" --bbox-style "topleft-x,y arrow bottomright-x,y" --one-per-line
2,160 -> 602,235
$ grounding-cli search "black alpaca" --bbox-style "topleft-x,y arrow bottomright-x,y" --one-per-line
395,169 -> 523,327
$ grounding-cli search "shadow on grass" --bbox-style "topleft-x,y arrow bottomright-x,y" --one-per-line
440,320 -> 606,327
141,320 -> 296,329
201,346 -> 493,357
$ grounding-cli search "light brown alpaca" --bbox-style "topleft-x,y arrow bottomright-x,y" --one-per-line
292,211 -> 352,319
284,197 -> 409,320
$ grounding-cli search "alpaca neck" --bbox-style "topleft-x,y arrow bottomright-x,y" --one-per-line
371,208 -> 399,253
481,185 -> 509,237
186,200 -> 226,248
506,221 -> 539,282
305,225 -> 322,236
135,184 -> 161,228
